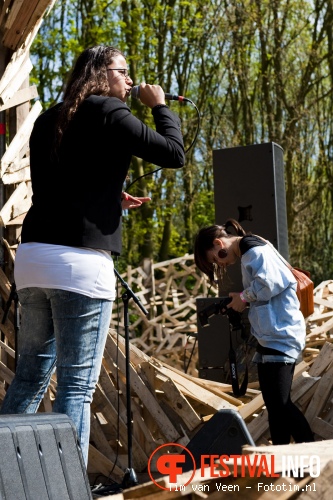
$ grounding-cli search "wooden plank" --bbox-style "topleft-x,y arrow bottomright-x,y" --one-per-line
150,360 -> 237,413
297,382 -> 318,412
12,186 -> 32,219
90,414 -> 127,473
312,296 -> 333,309
0,267 -> 12,301
3,166 -> 31,185
167,371 -> 244,407
158,377 -> 202,432
307,311 -> 333,322
305,363 -> 333,424
0,57 -> 33,105
5,213 -> 26,226
3,0 -> 41,50
0,385 -> 7,401
308,342 -> 333,377
306,316 -> 333,338
0,49 -> 22,96
238,392 -> 264,420
99,363 -> 124,411
311,417 -> 333,440
99,361 -> 159,459
0,361 -> 14,385
0,0 -> 13,26
0,339 -> 15,358
290,371 -> 319,402
3,0 -> 25,30
14,0 -> 57,51
130,400 -> 164,457
119,470 -> 199,500
92,385 -> 148,472
88,444 -> 124,479
0,181 -> 28,226
105,336 -> 181,443
101,356 -> 165,456
0,309 -> 15,346
299,460 -> 333,500
6,156 -> 30,174
0,85 -> 38,111
152,357 -> 243,400
92,386 -> 127,440
0,101 -> 42,175
292,360 -> 310,378
109,330 -> 151,367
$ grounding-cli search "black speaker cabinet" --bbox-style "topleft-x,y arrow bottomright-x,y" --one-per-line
196,297 -> 230,382
181,409 -> 255,471
196,298 -> 246,384
0,413 -> 92,500
213,142 -> 289,292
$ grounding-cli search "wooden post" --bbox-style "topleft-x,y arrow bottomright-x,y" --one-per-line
0,30 -> 12,269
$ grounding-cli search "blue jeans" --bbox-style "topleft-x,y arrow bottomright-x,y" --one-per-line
0,287 -> 113,466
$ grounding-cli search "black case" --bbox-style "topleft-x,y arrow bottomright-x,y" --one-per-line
181,409 -> 255,471
0,413 -> 92,500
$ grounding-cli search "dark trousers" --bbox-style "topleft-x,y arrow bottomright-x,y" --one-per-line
257,362 -> 314,445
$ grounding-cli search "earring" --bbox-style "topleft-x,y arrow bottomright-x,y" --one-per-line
218,249 -> 228,259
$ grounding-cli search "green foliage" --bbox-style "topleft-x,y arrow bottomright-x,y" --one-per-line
31,0 -> 333,284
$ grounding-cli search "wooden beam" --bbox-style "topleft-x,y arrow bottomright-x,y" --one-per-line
3,0 -> 25,31
0,181 -> 28,226
0,0 -> 13,27
105,335 -> 181,443
3,0 -> 41,51
88,444 -> 124,479
0,56 -> 33,104
0,100 -> 41,175
2,165 -> 30,185
305,363 -> 333,425
0,85 -> 38,111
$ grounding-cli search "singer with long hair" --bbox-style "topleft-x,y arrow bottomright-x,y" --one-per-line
0,45 -> 185,466
194,219 -> 314,445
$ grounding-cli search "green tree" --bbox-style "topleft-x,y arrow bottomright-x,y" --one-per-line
31,0 -> 333,284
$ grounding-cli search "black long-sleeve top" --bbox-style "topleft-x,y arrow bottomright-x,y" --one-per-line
22,95 -> 185,254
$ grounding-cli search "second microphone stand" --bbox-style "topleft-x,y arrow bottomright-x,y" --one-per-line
114,268 -> 148,489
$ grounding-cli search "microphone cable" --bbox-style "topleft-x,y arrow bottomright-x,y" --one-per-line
183,331 -> 198,374
125,97 -> 200,193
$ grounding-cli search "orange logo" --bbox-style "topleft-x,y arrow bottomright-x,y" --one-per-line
148,443 -> 196,491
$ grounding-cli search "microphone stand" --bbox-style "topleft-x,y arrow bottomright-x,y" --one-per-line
114,268 -> 148,489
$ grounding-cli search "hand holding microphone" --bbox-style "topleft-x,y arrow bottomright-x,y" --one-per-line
130,83 -> 198,155
130,83 -> 166,108
131,83 -> 190,104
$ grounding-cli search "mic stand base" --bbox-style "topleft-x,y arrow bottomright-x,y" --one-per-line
122,468 -> 139,489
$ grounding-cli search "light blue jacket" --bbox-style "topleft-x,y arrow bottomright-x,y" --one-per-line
241,244 -> 305,360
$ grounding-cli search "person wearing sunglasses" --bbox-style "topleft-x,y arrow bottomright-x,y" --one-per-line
194,219 -> 314,446
0,45 -> 185,466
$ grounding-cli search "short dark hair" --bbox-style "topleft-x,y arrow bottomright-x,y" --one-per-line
194,225 -> 226,282
194,219 -> 247,281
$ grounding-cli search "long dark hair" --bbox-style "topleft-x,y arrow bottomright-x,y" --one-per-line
55,45 -> 123,148
194,219 -> 247,282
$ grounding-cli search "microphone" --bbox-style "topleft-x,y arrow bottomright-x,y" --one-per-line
131,85 -> 189,102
